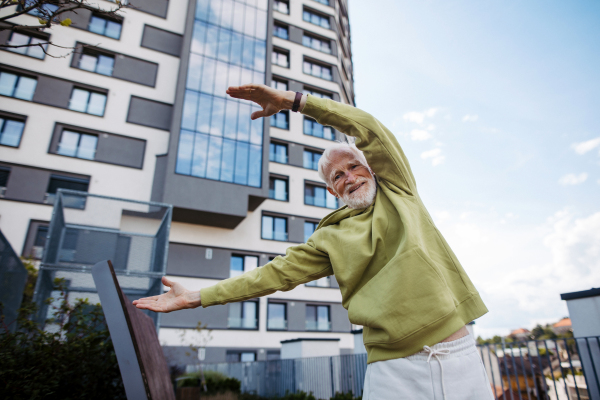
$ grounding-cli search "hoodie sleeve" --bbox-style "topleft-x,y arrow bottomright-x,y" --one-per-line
301,96 -> 417,195
199,237 -> 332,307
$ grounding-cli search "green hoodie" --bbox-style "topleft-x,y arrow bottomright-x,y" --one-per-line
200,96 -> 488,363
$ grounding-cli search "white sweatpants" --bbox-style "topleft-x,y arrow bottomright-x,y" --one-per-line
362,334 -> 495,400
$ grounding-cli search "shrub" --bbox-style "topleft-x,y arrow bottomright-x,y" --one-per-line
178,368 -> 241,394
0,278 -> 126,400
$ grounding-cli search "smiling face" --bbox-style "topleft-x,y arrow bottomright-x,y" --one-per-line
325,150 -> 377,209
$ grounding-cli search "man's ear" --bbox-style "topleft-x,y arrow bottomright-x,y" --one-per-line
327,186 -> 338,198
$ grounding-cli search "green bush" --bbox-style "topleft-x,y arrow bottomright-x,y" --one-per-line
178,369 -> 241,394
0,278 -> 126,400
238,390 -> 361,400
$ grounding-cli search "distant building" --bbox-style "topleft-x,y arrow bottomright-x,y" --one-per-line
509,328 -> 531,341
552,317 -> 572,335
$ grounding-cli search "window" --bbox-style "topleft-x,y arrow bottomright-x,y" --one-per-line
175,0 -> 267,188
273,0 -> 289,14
305,183 -> 338,209
269,176 -> 288,201
57,130 -> 98,160
307,276 -> 331,287
304,118 -> 334,140
306,305 -> 330,331
303,60 -> 332,80
303,149 -> 321,170
272,49 -> 289,68
0,117 -> 25,147
262,215 -> 287,241
0,71 -> 37,101
270,110 -> 289,130
25,2 -> 59,17
45,175 -> 89,209
304,88 -> 333,99
226,351 -> 256,363
68,88 -> 107,116
303,9 -> 330,29
230,255 -> 258,278
273,24 -> 289,40
271,79 -> 288,91
0,167 -> 9,197
78,52 -> 115,76
228,301 -> 258,329
267,302 -> 287,330
313,0 -> 330,5
7,32 -> 47,59
266,351 -> 281,361
31,225 -> 49,259
304,221 -> 318,242
269,142 -> 288,164
88,15 -> 122,39
302,34 -> 331,54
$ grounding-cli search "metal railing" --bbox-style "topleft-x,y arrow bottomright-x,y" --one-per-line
192,336 -> 600,400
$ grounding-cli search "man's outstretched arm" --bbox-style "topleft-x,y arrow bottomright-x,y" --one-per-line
227,84 -> 417,195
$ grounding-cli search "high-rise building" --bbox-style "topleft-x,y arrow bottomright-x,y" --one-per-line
0,0 -> 355,364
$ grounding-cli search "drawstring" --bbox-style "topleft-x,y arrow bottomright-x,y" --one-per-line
423,345 -> 451,400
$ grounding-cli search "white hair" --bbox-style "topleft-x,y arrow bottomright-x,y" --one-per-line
317,142 -> 369,186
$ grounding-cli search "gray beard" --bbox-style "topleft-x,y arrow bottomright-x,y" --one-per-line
342,178 -> 377,209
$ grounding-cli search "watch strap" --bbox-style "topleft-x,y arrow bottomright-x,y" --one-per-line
292,91 -> 303,112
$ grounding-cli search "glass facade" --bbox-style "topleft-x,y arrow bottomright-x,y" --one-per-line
175,0 -> 268,188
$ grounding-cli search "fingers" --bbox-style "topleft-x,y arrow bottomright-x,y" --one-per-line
251,109 -> 267,120
226,84 -> 264,100
162,276 -> 174,287
132,295 -> 160,304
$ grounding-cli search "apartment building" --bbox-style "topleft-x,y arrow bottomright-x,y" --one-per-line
0,0 -> 356,365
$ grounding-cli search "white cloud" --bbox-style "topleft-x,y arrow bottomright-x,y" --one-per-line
420,148 -> 445,166
403,108 -> 438,124
410,129 -> 432,141
436,208 -> 600,337
462,114 -> 479,122
572,137 -> 600,155
558,173 -> 588,185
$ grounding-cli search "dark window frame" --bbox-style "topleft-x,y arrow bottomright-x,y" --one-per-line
270,110 -> 289,130
304,181 -> 338,209
267,301 -> 288,331
67,87 -> 108,116
261,213 -> 289,242
305,304 -> 331,331
269,141 -> 288,164
4,30 -> 49,60
269,175 -> 289,202
272,47 -> 290,68
273,23 -> 289,40
0,111 -> 27,148
227,300 -> 259,331
0,70 -> 38,101
302,7 -> 332,30
303,58 -> 333,81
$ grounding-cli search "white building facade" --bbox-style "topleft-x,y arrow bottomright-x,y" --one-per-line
0,0 -> 356,365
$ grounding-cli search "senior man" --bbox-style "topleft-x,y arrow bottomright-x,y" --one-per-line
134,84 -> 493,400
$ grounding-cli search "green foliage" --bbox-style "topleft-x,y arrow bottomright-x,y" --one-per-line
0,278 -> 126,400
237,390 -> 361,400
239,391 -> 317,400
178,369 -> 241,394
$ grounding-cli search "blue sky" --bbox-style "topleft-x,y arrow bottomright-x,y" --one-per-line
348,0 -> 600,337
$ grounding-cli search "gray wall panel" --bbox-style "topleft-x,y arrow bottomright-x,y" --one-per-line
130,0 -> 169,18
330,275 -> 340,289
287,300 -> 305,331
0,25 -> 11,45
289,25 -> 303,45
162,345 -> 279,365
4,166 -> 49,203
288,80 -> 304,93
330,303 -> 351,332
32,75 -> 73,108
288,142 -> 304,167
151,155 -> 167,203
62,8 -> 92,29
167,243 -> 230,279
141,25 -> 182,57
127,96 -> 173,131
288,216 -> 304,244
113,56 -> 158,87
160,304 -> 229,329
95,133 -> 145,168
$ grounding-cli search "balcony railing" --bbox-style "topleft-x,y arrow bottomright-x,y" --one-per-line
305,320 -> 331,331
268,189 -> 288,201
269,153 -> 288,164
305,195 -> 338,209
267,319 -> 287,330
228,317 -> 258,329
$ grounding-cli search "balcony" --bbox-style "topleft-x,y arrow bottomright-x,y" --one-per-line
306,320 -> 331,331
228,317 -> 258,329
267,319 -> 288,330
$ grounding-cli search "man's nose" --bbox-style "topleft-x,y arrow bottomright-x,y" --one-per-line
346,170 -> 358,184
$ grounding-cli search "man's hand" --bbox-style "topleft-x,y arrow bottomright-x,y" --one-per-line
132,276 -> 201,313
226,84 -> 296,120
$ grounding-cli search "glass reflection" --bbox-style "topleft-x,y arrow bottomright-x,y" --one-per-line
176,0 -> 266,187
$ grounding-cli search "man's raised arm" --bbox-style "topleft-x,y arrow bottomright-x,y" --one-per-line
226,84 -> 417,195
301,96 -> 417,195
